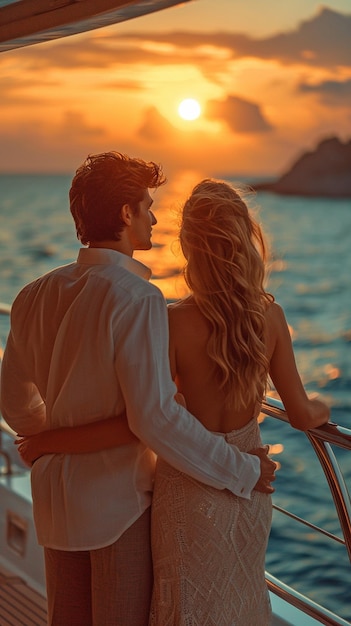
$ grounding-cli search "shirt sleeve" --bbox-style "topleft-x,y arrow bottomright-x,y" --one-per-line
0,329 -> 46,436
115,289 -> 260,499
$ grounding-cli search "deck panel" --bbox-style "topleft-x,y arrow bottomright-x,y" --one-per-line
0,567 -> 47,626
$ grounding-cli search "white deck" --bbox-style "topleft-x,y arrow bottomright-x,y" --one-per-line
0,463 -> 46,625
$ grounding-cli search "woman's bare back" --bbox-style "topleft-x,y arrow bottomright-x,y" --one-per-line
168,296 -> 329,433
168,296 -> 261,432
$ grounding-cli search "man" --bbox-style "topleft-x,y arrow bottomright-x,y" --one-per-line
0,152 -> 275,626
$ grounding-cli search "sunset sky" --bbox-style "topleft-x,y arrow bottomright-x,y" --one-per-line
0,0 -> 350,177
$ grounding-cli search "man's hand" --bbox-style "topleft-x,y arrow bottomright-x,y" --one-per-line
249,445 -> 277,494
15,435 -> 39,467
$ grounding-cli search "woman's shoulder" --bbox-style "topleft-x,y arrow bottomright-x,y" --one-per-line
168,295 -> 196,315
265,301 -> 289,337
168,295 -> 205,335
265,300 -> 284,319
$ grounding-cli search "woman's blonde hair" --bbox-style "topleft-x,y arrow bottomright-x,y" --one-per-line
180,178 -> 273,410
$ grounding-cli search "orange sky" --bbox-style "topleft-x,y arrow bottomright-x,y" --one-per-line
0,0 -> 350,176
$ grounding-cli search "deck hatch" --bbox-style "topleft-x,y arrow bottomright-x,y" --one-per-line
6,511 -> 28,557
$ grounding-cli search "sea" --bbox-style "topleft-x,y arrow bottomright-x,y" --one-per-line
0,172 -> 350,620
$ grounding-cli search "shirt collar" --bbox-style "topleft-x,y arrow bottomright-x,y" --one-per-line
77,247 -> 152,281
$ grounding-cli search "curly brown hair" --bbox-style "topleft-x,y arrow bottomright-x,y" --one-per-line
69,151 -> 166,245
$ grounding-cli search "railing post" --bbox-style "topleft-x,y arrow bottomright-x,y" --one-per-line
306,434 -> 351,563
0,449 -> 12,475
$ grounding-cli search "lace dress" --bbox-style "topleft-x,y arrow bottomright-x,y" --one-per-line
149,418 -> 272,626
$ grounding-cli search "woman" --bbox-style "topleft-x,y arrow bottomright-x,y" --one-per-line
17,179 -> 330,625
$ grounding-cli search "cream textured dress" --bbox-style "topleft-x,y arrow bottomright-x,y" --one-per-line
149,418 -> 272,626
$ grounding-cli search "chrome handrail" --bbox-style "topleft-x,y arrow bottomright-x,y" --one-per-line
0,418 -> 16,438
0,304 -> 13,465
266,572 -> 351,626
0,449 -> 12,475
262,396 -> 351,625
261,396 -> 351,562
0,302 -> 11,315
262,396 -> 351,450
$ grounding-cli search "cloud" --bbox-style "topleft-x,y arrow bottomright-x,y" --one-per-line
207,95 -> 273,133
298,78 -> 351,105
4,7 -> 350,74
10,39 -> 125,70
101,79 -> 143,91
56,111 -> 105,139
238,7 -> 351,67
9,37 -> 184,70
115,7 -> 351,69
137,106 -> 178,142
0,112 -> 107,172
0,75 -> 60,106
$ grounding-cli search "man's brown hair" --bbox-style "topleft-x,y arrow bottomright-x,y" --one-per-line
70,151 -> 166,245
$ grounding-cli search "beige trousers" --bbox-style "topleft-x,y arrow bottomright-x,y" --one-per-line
44,508 -> 152,626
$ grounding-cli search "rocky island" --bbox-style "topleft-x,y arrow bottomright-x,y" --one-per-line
252,136 -> 351,198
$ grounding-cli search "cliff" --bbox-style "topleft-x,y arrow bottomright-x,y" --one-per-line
252,137 -> 351,198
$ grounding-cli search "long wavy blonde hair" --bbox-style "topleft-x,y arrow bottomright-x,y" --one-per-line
180,178 -> 274,410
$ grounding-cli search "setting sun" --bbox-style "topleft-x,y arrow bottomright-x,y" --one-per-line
178,98 -> 201,121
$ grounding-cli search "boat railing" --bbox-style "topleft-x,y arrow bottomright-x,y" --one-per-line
261,396 -> 351,626
0,302 -> 11,315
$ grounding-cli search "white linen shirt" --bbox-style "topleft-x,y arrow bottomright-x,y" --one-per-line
0,247 -> 260,550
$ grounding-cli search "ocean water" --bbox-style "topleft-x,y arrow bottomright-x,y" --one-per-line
0,173 -> 350,619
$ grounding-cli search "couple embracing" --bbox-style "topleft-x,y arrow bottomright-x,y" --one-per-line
0,151 -> 329,626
